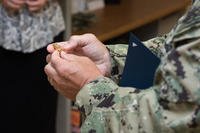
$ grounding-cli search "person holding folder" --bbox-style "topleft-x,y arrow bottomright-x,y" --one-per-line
45,0 -> 200,132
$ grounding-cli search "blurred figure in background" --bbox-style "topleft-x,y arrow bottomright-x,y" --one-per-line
0,0 -> 65,133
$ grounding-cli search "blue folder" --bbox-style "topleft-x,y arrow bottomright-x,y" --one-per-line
119,33 -> 161,89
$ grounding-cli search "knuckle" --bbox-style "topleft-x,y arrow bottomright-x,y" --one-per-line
50,54 -> 57,63
57,65 -> 68,77
44,65 -> 48,72
84,33 -> 96,39
70,35 -> 79,41
44,64 -> 50,74
82,56 -> 91,63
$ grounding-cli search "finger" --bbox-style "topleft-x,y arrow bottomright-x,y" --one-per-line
50,51 -> 76,78
6,0 -> 21,9
26,0 -> 42,6
47,42 -> 67,53
28,6 -> 42,12
63,34 -> 97,51
44,63 -> 60,83
50,51 -> 70,71
62,38 -> 79,51
11,0 -> 25,5
26,0 -> 47,7
45,63 -> 69,92
47,76 -> 55,86
26,0 -> 46,12
60,51 -> 82,62
46,54 -> 51,63
64,34 -> 94,50
47,44 -> 55,53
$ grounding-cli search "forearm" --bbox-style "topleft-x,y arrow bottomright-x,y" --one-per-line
76,77 -> 158,132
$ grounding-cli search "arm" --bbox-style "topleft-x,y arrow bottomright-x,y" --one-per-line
77,37 -> 200,133
75,2 -> 200,132
76,37 -> 200,133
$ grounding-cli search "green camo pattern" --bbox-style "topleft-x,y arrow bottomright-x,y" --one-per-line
76,0 -> 200,132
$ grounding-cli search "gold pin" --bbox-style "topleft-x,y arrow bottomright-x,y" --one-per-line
52,43 -> 63,56
53,43 -> 62,52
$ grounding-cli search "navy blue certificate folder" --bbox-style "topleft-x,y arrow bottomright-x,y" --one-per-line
119,33 -> 161,89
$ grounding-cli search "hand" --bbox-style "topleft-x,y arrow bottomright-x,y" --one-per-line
47,34 -> 111,77
44,51 -> 102,101
26,0 -> 47,12
2,0 -> 25,12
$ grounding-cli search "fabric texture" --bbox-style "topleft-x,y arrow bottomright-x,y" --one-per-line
0,1 -> 65,132
75,0 -> 200,132
0,0 -> 65,53
0,31 -> 64,133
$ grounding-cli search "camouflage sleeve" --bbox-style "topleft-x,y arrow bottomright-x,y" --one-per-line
143,35 -> 168,58
76,1 -> 200,133
106,44 -> 128,84
106,36 -> 167,84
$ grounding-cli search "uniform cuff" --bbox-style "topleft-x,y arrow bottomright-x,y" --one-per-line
75,76 -> 118,115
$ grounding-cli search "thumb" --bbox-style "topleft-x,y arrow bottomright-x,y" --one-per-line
62,40 -> 79,52
60,51 -> 82,62
62,34 -> 96,52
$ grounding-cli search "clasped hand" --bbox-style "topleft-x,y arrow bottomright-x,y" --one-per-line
2,0 -> 47,12
44,34 -> 111,101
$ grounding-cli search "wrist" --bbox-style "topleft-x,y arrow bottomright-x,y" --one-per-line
103,49 -> 112,77
84,73 -> 103,87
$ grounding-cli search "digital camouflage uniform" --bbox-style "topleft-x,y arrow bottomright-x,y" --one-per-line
76,0 -> 200,132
